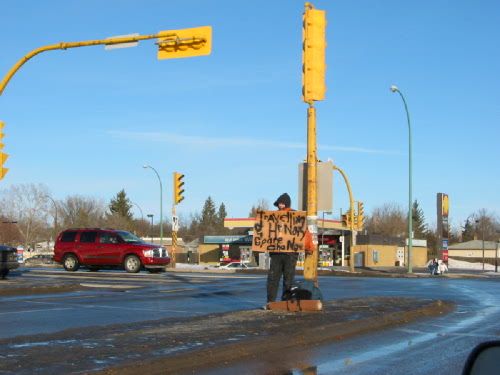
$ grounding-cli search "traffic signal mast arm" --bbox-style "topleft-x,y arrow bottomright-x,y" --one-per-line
0,27 -> 211,96
0,33 -> 173,96
332,164 -> 356,273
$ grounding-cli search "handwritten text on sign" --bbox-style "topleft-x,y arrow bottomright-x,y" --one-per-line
252,210 -> 307,252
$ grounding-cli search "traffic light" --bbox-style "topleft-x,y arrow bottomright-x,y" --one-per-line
357,201 -> 365,230
342,210 -> 352,228
173,172 -> 185,205
157,26 -> 212,60
302,4 -> 326,103
0,121 -> 8,180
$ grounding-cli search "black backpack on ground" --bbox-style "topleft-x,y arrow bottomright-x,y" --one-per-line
282,280 -> 323,301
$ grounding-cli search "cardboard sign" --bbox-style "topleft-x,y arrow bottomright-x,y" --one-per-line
252,210 -> 307,253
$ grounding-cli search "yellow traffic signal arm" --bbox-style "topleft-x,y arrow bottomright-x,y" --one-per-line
0,32 -> 181,96
332,164 -> 356,272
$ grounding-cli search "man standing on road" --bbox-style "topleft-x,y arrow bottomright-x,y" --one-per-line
266,193 -> 313,304
1,250 -> 9,280
266,193 -> 296,304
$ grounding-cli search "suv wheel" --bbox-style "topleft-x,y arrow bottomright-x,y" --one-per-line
63,254 -> 80,272
124,255 -> 141,273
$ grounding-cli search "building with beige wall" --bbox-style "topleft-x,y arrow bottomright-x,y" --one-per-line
352,244 -> 428,267
352,235 -> 429,268
448,240 -> 499,260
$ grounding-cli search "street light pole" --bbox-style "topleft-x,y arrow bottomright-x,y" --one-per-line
143,165 -> 163,247
147,214 -> 154,243
391,85 -> 413,274
321,211 -> 332,245
44,195 -> 58,245
495,241 -> 499,273
482,223 -> 485,272
131,201 -> 144,222
475,219 -> 486,271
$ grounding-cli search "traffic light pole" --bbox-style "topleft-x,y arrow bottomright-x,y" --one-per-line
171,204 -> 177,268
0,32 -> 178,96
333,165 -> 356,273
303,103 -> 319,284
0,28 -> 211,182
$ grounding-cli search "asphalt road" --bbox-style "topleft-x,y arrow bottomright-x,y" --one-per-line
1,267 -> 500,374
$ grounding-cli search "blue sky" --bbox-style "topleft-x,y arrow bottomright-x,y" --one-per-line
1,0 -> 499,231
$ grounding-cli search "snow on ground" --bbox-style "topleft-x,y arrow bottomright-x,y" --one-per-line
448,258 -> 495,271
174,263 -> 217,270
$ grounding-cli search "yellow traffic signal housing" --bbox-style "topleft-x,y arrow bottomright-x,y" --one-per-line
357,201 -> 365,230
0,121 -> 8,181
157,26 -> 212,60
173,172 -> 185,205
342,210 -> 352,228
0,152 -> 8,180
302,5 -> 326,102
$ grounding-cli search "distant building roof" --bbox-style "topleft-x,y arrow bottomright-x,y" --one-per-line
448,240 -> 498,250
203,235 -> 252,244
357,234 -> 405,247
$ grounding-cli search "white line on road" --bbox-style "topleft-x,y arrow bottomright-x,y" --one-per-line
159,288 -> 193,293
22,273 -> 181,283
0,307 -> 73,316
79,283 -> 143,289
24,299 -> 191,314
397,327 -> 500,339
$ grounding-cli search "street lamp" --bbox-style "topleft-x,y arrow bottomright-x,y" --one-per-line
147,214 -> 154,243
391,84 -> 413,274
44,195 -> 58,244
496,241 -> 499,273
475,219 -> 485,271
131,201 -> 144,221
321,211 -> 332,245
143,165 -> 163,247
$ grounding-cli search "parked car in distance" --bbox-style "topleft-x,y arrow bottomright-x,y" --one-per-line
219,262 -> 256,270
0,245 -> 19,278
53,228 -> 170,273
24,254 -> 55,266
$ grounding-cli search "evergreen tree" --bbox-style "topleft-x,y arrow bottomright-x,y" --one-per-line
108,189 -> 132,220
461,218 -> 475,242
200,196 -> 217,235
411,200 -> 427,238
217,202 -> 227,227
216,202 -> 230,234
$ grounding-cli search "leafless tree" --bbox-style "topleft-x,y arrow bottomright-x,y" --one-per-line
0,215 -> 23,245
59,195 -> 106,228
468,209 -> 500,241
0,183 -> 51,249
248,198 -> 271,217
364,202 -> 407,237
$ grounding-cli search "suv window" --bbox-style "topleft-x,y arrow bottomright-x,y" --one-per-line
61,231 -> 77,242
79,231 -> 97,243
99,233 -> 119,244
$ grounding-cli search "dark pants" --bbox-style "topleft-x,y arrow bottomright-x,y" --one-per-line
267,253 -> 298,302
0,251 -> 8,280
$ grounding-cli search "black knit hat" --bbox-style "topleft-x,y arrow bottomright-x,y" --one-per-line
273,193 -> 291,208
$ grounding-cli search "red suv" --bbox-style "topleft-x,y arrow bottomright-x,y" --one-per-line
54,228 -> 170,273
